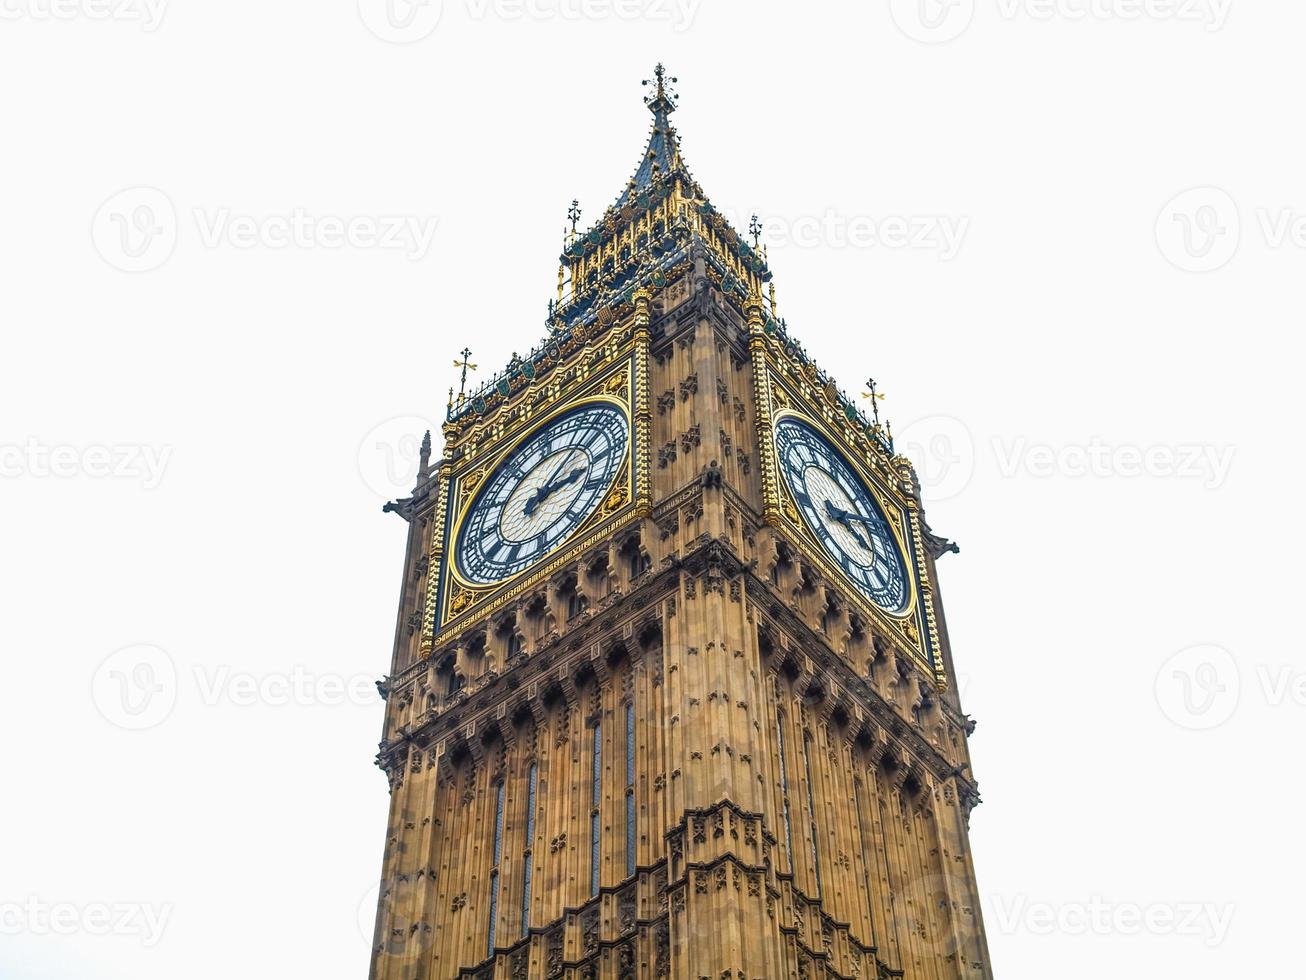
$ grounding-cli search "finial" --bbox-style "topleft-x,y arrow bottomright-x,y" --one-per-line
862,377 -> 885,426
642,63 -> 679,114
749,214 -> 762,249
419,429 -> 432,478
447,387 -> 454,417
567,199 -> 582,235
453,348 -> 477,407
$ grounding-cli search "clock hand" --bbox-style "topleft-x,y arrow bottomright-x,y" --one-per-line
825,501 -> 882,530
524,460 -> 586,517
823,500 -> 870,550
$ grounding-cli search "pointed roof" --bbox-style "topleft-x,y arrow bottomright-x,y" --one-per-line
614,64 -> 683,210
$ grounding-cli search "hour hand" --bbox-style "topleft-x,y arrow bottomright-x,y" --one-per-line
523,467 -> 587,517
824,500 -> 869,549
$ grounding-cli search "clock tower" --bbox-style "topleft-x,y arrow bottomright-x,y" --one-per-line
370,67 -> 993,980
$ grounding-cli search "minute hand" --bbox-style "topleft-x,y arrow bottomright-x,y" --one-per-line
827,504 -> 881,529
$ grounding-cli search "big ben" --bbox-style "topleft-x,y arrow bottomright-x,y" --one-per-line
369,66 -> 993,980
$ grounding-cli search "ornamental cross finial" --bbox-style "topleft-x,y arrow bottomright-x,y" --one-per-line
567,199 -> 582,233
454,348 -> 478,405
749,213 -> 762,249
643,63 -> 678,113
862,377 -> 885,426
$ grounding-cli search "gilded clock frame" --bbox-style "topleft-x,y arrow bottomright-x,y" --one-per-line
759,361 -> 945,686
428,356 -> 642,645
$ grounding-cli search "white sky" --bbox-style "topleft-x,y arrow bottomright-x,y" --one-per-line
2,1 -> 1301,978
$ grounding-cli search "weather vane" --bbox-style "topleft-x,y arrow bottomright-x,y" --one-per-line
567,199 -> 582,234
453,347 -> 477,406
643,63 -> 679,110
862,377 -> 885,426
749,213 -> 762,249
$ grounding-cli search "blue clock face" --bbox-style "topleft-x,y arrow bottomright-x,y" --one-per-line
455,403 -> 629,587
774,417 -> 909,613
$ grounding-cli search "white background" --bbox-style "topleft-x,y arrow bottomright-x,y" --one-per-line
1,1 -> 1301,977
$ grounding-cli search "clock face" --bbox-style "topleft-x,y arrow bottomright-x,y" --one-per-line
774,417 -> 909,613
455,403 -> 629,587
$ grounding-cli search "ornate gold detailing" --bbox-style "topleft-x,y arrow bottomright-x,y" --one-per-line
748,297 -> 783,528
450,586 -> 483,618
603,484 -> 630,515
462,468 -> 486,495
606,369 -> 630,398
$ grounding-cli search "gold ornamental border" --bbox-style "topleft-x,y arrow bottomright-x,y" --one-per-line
767,401 -> 940,682
432,364 -> 638,644
770,407 -> 920,618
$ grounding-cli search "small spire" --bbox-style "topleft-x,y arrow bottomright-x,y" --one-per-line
447,387 -> 455,417
567,199 -> 582,236
749,213 -> 762,249
419,429 -> 432,479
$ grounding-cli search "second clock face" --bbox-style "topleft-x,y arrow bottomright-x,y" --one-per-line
455,403 -> 629,587
774,417 -> 909,613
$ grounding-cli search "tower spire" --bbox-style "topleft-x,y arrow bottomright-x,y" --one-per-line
614,64 -> 682,210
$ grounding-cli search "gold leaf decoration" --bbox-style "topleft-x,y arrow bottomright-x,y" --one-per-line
450,588 -> 481,618
603,484 -> 629,514
605,370 -> 630,397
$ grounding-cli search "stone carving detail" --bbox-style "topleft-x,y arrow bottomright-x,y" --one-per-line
680,425 -> 702,454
